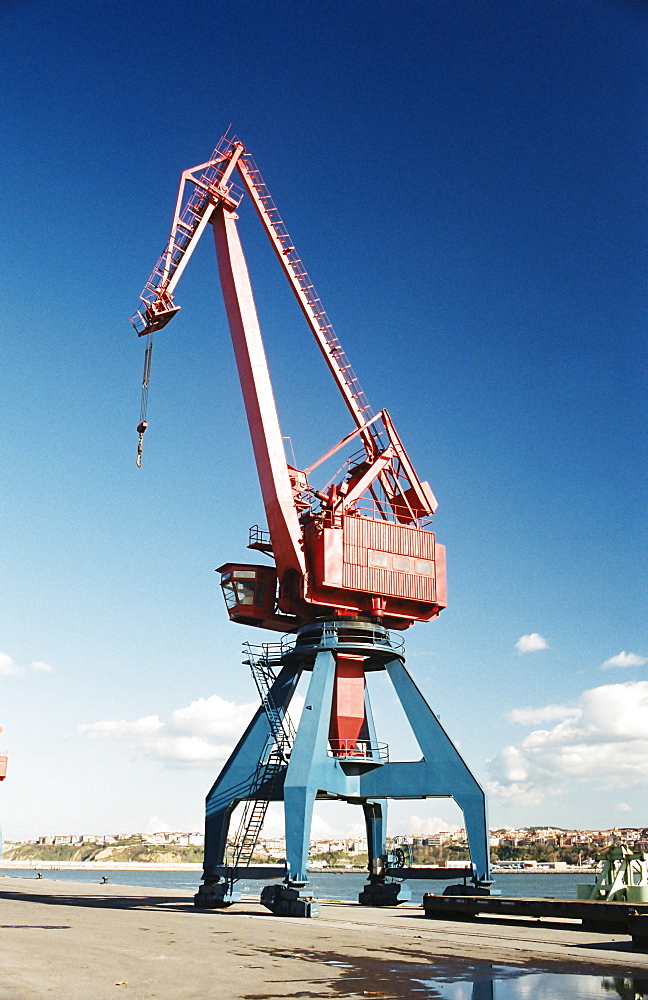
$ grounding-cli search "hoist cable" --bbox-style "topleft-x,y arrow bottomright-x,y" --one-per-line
140,335 -> 153,423
136,335 -> 153,467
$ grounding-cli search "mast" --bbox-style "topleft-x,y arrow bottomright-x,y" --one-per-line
212,205 -> 307,584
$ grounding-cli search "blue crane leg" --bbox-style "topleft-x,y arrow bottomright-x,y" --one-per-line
384,658 -> 491,882
362,684 -> 379,745
363,799 -> 387,872
283,649 -> 337,883
203,663 -> 300,879
360,688 -> 387,873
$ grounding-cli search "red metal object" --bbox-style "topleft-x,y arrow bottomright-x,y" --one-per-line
212,209 -> 307,586
328,654 -> 366,753
130,132 -> 448,636
217,563 -> 296,631
0,755 -> 7,781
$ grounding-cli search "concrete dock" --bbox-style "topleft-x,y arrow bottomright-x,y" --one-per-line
2,876 -> 648,999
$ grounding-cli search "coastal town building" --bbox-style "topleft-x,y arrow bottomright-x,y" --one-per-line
22,827 -> 648,853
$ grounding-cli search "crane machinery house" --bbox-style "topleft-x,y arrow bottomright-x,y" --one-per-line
130,131 -> 491,918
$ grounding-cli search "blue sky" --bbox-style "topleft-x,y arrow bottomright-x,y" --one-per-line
0,0 -> 645,842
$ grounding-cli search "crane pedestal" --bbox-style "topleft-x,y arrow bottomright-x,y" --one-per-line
194,620 -> 490,917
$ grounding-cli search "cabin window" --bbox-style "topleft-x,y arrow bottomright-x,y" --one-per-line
221,579 -> 238,610
233,572 -> 256,605
222,569 -> 259,607
219,565 -> 277,617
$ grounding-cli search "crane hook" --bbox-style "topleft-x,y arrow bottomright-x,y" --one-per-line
136,420 -> 148,467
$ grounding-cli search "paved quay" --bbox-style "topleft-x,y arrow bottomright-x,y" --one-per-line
1,876 -> 647,999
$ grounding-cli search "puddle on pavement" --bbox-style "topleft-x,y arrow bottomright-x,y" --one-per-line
326,960 -> 648,999
413,964 -> 648,999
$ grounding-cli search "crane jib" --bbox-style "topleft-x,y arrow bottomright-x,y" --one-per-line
130,131 -> 443,630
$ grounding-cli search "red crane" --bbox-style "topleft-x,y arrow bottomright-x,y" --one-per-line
131,132 -> 489,915
131,133 -> 446,636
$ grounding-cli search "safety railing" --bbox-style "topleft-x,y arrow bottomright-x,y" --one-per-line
236,147 -> 377,434
243,638 -> 295,665
312,499 -> 433,529
328,740 -> 389,763
292,620 -> 405,656
248,524 -> 272,552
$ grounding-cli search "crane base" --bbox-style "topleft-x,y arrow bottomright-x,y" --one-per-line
358,878 -> 412,907
194,879 -> 241,908
260,883 -> 319,918
200,621 -> 491,915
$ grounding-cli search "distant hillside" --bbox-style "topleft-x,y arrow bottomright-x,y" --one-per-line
2,841 -> 204,864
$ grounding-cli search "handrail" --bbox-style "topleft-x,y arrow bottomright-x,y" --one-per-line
234,148 -> 379,454
328,739 -> 389,763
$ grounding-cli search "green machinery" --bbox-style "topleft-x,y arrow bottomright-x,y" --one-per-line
577,845 -> 648,903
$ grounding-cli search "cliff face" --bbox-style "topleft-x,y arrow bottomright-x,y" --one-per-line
1,842 -> 204,864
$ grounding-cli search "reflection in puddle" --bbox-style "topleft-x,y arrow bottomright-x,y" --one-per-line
253,943 -> 648,999
324,960 -> 648,1000
405,965 -> 648,1000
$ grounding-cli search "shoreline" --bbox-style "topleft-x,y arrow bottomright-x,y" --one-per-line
0,859 -> 598,874
0,860 -> 204,871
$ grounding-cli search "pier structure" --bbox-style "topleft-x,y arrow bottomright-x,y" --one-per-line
2,876 -> 648,1000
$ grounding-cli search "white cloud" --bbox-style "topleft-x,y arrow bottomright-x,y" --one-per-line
406,815 -> 461,836
29,660 -> 54,673
0,653 -> 54,676
310,813 -> 339,838
615,803 -> 632,813
78,694 -> 258,766
0,653 -> 21,675
488,681 -> 648,806
146,816 -> 171,833
515,633 -> 548,653
601,651 -> 647,670
507,704 -> 580,726
234,803 -> 343,840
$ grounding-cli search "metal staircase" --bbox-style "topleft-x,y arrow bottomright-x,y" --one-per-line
225,645 -> 296,874
236,149 -> 378,437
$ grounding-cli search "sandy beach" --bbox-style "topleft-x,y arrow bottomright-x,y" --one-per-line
1,875 -> 647,999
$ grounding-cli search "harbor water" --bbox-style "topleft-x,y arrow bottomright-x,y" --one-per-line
0,867 -> 597,901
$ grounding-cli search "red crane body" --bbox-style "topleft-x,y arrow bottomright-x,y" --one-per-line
132,133 -> 448,753
131,133 -> 446,641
